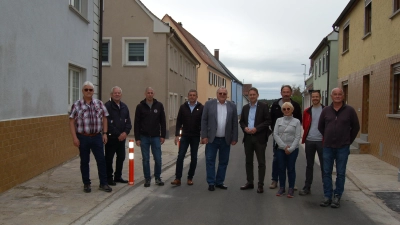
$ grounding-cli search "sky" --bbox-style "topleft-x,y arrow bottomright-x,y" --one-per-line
142,0 -> 350,99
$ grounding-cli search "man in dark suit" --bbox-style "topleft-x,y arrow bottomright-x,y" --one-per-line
239,87 -> 271,193
201,87 -> 238,191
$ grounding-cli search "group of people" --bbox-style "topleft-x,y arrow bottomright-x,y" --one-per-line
69,81 -> 360,208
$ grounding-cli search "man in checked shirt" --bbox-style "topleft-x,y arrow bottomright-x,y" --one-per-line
69,81 -> 112,193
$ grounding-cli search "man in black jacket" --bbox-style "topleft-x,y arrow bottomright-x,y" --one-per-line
105,86 -> 132,186
171,89 -> 203,186
269,85 -> 302,189
134,87 -> 166,187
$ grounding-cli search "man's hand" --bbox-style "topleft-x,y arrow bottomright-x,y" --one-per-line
244,127 -> 251,134
231,141 -> 237,145
174,136 -> 179,145
160,138 -> 165,144
73,137 -> 80,147
118,132 -> 127,141
250,128 -> 257,134
136,140 -> 141,147
201,138 -> 208,144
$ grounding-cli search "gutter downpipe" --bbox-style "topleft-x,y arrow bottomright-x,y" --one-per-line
325,37 -> 330,105
98,0 -> 103,100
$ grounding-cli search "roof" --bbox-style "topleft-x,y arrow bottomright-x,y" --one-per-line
332,0 -> 358,28
218,60 -> 242,84
163,14 -> 229,77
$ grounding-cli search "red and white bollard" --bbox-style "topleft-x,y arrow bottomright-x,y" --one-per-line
129,139 -> 134,185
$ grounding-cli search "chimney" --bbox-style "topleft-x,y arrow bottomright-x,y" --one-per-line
178,22 -> 182,26
214,49 -> 219,60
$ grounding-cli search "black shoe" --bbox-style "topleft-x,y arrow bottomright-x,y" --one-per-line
331,194 -> 341,208
83,184 -> 91,193
299,188 -> 310,196
107,180 -> 116,186
320,197 -> 332,207
144,179 -> 151,187
216,184 -> 228,190
155,178 -> 165,186
208,185 -> 215,191
257,185 -> 264,193
240,183 -> 254,190
114,177 -> 128,183
99,184 -> 112,192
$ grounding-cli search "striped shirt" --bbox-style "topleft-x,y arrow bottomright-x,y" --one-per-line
69,99 -> 109,134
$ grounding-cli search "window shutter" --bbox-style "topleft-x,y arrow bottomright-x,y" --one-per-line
394,63 -> 400,75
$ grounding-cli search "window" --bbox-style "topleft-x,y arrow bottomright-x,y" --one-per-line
69,0 -> 88,22
319,58 -> 322,76
343,82 -> 349,104
214,74 -> 217,86
322,55 -> 326,73
168,93 -> 178,119
102,38 -> 111,66
209,72 -> 212,84
223,78 -> 226,87
70,0 -> 81,11
392,63 -> 400,114
68,66 -> 82,106
365,1 -> 372,35
394,0 -> 400,13
343,22 -> 350,52
123,37 -> 148,66
314,63 -> 317,80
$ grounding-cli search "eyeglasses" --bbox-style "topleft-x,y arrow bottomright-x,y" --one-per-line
84,89 -> 94,92
282,108 -> 291,111
218,93 -> 227,96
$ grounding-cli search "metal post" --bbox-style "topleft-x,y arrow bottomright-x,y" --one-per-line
128,139 -> 134,185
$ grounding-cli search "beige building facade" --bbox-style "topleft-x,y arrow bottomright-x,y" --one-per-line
102,0 -> 199,137
333,0 -> 400,167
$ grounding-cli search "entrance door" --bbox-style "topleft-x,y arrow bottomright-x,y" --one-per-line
362,75 -> 370,133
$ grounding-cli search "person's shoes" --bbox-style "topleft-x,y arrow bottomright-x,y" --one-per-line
99,184 -> 112,192
144,179 -> 151,187
107,180 -> 116,186
187,179 -> 194,185
155,178 -> 164,186
208,185 -> 215,191
257,184 -> 264,193
114,177 -> 128,183
216,184 -> 228,190
83,184 -> 91,193
294,186 -> 298,191
276,187 -> 285,196
171,179 -> 181,186
320,197 -> 332,207
331,194 -> 341,208
287,188 -> 294,198
269,180 -> 277,189
299,188 -> 311,196
240,183 -> 254,190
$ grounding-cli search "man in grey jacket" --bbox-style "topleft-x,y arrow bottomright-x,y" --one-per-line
201,87 -> 238,191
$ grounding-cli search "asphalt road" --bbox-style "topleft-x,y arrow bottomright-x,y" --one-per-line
113,133 -> 375,225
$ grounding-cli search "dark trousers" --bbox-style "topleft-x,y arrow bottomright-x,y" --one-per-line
175,136 -> 200,180
77,133 -> 107,185
105,138 -> 126,180
271,140 -> 279,181
244,135 -> 267,185
304,140 -> 323,189
276,148 -> 299,189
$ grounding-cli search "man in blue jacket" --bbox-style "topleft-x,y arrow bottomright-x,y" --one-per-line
105,86 -> 132,186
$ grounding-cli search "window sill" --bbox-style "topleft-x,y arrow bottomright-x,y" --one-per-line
362,32 -> 371,40
69,5 -> 90,24
342,49 -> 349,56
102,63 -> 111,67
389,9 -> 400,20
123,63 -> 147,67
386,114 -> 400,119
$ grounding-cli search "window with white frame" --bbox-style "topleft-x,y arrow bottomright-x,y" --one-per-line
314,62 -> 318,80
102,38 -> 111,66
343,21 -> 350,52
68,65 -> 83,107
69,0 -> 88,21
214,74 -> 217,86
395,0 -> 400,13
322,55 -> 326,73
364,0 -> 372,35
169,93 -> 178,120
209,72 -> 213,84
123,37 -> 148,66
392,63 -> 400,114
169,46 -> 174,71
319,58 -> 322,76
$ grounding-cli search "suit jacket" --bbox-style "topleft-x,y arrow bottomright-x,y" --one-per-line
201,99 -> 238,145
239,101 -> 272,144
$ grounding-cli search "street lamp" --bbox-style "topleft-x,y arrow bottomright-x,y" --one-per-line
301,64 -> 307,91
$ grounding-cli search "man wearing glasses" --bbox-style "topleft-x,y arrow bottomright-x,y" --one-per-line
269,85 -> 302,189
201,87 -> 238,191
69,81 -> 112,193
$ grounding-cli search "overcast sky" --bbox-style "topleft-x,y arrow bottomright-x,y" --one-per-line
142,0 -> 350,99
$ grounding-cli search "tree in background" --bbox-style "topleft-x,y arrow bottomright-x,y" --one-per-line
291,84 -> 303,110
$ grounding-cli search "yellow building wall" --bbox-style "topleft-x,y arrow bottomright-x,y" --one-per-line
0,115 -> 77,193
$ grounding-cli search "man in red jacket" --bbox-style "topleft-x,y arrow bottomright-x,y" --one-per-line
299,90 -> 324,196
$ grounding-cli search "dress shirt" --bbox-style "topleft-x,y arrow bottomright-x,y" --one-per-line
216,100 -> 227,137
188,101 -> 198,113
248,101 -> 258,129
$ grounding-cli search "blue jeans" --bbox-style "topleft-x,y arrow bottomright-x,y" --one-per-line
140,136 -> 162,180
322,146 -> 350,198
77,133 -> 107,185
205,137 -> 231,185
175,136 -> 200,180
271,140 -> 279,181
276,148 -> 299,189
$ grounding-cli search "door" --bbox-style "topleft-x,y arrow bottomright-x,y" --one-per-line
362,75 -> 370,133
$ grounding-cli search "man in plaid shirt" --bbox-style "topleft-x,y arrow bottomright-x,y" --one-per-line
69,81 -> 112,193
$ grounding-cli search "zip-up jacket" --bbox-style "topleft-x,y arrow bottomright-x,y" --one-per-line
270,98 -> 302,130
105,99 -> 132,139
318,102 -> 360,148
301,104 -> 325,144
175,102 -> 204,137
134,98 -> 166,140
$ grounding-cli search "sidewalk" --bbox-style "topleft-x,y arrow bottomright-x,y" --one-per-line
0,136 -> 399,225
